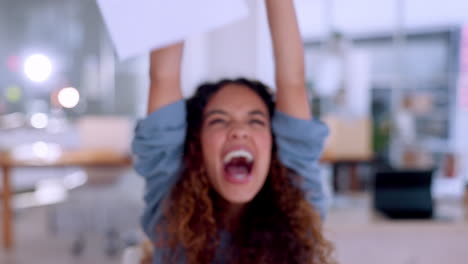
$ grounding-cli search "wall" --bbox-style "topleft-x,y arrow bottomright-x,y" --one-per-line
296,0 -> 468,38
182,0 -> 468,96
455,25 -> 468,182
180,0 -> 275,96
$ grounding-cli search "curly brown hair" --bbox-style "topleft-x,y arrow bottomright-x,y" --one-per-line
156,79 -> 334,264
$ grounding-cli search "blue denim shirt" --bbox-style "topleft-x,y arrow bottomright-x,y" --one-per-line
131,99 -> 329,263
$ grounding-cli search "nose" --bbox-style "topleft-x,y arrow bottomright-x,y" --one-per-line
228,122 -> 249,140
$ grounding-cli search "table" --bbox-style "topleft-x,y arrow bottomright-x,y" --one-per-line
321,151 -> 374,192
0,147 -> 132,250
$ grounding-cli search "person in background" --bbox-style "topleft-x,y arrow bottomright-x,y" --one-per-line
132,0 -> 334,263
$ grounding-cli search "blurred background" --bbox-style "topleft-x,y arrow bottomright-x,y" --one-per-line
0,0 -> 467,263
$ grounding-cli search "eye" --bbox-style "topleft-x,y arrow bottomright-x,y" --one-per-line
249,119 -> 266,126
208,118 -> 226,126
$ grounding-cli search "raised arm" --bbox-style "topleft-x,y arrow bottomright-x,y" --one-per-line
147,42 -> 184,114
266,1 -> 328,218
265,0 -> 310,120
133,42 -> 187,240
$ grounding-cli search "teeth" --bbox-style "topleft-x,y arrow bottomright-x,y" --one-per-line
233,174 -> 247,179
223,149 -> 253,164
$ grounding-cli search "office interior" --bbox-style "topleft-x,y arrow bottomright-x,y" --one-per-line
0,0 -> 467,263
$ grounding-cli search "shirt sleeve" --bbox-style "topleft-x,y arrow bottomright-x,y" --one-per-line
272,110 -> 329,219
131,100 -> 187,241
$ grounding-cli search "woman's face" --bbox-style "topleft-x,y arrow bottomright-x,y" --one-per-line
201,84 -> 272,204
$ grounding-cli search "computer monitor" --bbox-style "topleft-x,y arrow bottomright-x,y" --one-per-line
373,169 -> 434,219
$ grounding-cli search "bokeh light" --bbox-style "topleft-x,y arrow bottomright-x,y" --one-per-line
32,141 -> 50,158
5,85 -> 22,103
31,141 -> 61,161
30,113 -> 48,129
23,54 -> 53,82
57,87 -> 80,108
6,55 -> 21,72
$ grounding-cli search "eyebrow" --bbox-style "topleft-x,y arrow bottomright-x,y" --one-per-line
204,109 -> 228,119
204,109 -> 268,119
248,110 -> 268,118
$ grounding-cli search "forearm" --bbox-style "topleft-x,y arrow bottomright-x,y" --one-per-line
147,42 -> 184,114
265,0 -> 311,119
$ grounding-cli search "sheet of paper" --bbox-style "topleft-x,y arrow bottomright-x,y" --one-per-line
96,0 -> 249,60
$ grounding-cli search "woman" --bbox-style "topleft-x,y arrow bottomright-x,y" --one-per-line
132,0 -> 334,263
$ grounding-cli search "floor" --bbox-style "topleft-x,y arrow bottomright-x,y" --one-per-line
1,194 -> 467,264
325,195 -> 468,264
0,207 -> 122,264
0,171 -> 144,264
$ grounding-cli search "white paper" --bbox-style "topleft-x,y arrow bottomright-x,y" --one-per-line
96,0 -> 249,60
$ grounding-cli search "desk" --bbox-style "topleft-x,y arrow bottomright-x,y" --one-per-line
0,148 -> 132,250
321,152 -> 374,192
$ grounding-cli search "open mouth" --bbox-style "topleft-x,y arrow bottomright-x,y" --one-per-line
223,149 -> 254,183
